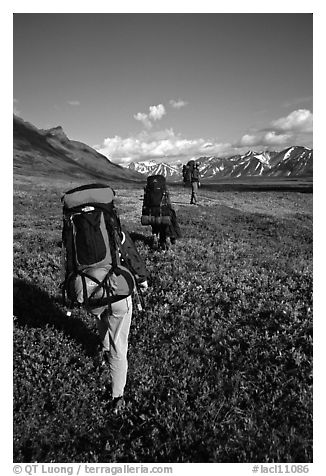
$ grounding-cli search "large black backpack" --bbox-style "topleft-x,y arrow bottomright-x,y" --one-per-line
61,183 -> 135,310
141,175 -> 171,226
183,160 -> 196,184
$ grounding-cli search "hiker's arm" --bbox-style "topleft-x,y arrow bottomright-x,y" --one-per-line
143,188 -> 149,206
120,228 -> 148,284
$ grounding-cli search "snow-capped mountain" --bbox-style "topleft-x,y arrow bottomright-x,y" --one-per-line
127,146 -> 313,181
265,146 -> 313,177
128,160 -> 158,175
129,160 -> 182,179
198,150 -> 280,179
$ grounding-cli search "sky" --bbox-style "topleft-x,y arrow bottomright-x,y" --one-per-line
7,6 -> 325,468
13,12 -> 313,166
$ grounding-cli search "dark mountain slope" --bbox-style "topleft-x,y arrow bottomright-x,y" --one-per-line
13,115 -> 142,182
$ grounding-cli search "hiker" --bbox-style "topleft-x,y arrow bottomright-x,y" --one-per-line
182,161 -> 193,186
190,163 -> 200,205
61,183 -> 148,415
141,174 -> 181,250
93,226 -> 148,414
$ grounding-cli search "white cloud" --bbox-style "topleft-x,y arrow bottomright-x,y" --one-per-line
238,131 -> 290,148
238,130 -> 294,149
134,103 -> 166,129
67,100 -> 80,106
169,99 -> 188,109
149,104 -> 166,121
97,108 -> 313,166
96,129 -> 230,166
237,109 -> 313,150
133,112 -> 152,129
238,134 -> 257,147
271,109 -> 313,133
263,131 -> 291,145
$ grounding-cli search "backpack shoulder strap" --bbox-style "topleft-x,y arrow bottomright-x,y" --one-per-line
102,207 -> 121,269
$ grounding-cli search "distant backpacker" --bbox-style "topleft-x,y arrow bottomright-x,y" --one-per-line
141,175 -> 171,226
182,160 -> 196,185
141,174 -> 181,250
61,183 -> 136,311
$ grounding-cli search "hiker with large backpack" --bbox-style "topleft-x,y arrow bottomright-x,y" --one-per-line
182,159 -> 196,186
61,183 -> 148,414
141,174 -> 181,250
190,163 -> 200,205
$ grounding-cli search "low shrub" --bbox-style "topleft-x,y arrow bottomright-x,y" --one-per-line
13,183 -> 312,462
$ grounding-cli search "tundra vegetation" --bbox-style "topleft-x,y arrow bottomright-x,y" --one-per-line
13,177 -> 312,463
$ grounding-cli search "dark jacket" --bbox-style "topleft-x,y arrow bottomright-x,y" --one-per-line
191,168 -> 200,182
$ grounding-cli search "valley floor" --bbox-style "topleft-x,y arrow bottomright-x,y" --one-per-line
13,175 -> 313,463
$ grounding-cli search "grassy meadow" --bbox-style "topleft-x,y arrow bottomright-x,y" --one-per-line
13,176 -> 313,463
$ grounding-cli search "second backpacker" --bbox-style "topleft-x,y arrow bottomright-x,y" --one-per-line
141,175 -> 171,226
141,174 -> 182,250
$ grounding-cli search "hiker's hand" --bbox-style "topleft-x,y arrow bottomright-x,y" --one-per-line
138,280 -> 148,291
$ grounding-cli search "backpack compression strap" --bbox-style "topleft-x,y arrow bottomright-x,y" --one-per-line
62,267 -> 133,309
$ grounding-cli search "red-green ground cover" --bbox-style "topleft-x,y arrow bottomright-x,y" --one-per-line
13,179 -> 312,462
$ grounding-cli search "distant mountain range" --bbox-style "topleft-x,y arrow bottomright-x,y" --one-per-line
13,115 -> 142,182
128,160 -> 182,179
13,115 -> 313,184
128,147 -> 313,181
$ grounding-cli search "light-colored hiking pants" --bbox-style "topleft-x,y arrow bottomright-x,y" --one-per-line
94,296 -> 132,398
191,181 -> 198,204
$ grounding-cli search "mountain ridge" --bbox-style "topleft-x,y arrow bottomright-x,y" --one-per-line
13,115 -> 313,183
128,146 -> 313,181
13,115 -> 143,183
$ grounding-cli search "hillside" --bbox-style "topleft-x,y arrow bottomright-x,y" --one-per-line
13,115 -> 143,183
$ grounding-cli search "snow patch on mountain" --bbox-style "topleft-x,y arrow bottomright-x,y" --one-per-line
127,146 -> 312,180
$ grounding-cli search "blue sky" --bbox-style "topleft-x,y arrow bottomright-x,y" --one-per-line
13,12 -> 313,165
